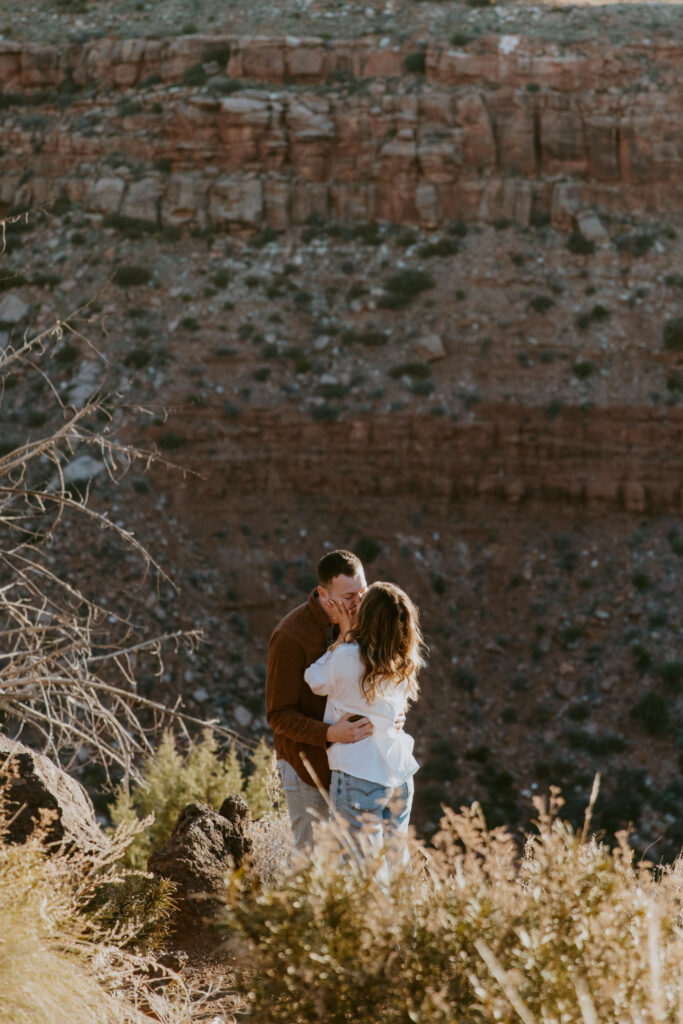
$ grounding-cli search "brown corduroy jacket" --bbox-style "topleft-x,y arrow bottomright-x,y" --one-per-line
266,590 -> 337,790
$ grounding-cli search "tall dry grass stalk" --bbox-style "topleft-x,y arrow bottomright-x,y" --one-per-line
0,798 -> 219,1024
224,788 -> 683,1024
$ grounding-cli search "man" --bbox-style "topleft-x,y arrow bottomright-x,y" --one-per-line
266,549 -> 373,850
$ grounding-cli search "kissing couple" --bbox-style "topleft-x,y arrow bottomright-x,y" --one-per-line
266,548 -> 426,865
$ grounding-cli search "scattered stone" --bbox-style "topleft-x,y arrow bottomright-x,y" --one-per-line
64,454 -> 107,484
576,211 -> 609,243
234,704 -> 253,728
67,359 -> 101,408
414,333 -> 446,361
0,294 -> 29,324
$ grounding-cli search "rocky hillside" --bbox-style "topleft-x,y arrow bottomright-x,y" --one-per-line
2,0 -> 683,856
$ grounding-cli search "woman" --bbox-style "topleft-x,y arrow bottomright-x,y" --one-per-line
304,581 -> 426,865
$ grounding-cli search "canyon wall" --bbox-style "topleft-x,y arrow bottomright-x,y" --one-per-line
155,403 -> 683,515
1,33 -> 681,229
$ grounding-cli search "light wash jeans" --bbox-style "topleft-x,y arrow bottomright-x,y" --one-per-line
277,758 -> 330,851
330,769 -> 414,876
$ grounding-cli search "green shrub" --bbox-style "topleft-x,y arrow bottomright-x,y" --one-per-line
112,265 -> 151,287
450,31 -> 471,46
492,216 -> 512,230
103,213 -> 157,238
183,62 -> 207,86
573,360 -> 594,379
387,362 -> 431,380
558,624 -> 584,647
157,432 -> 185,450
662,318 -> 683,352
615,231 -> 656,257
123,347 -> 152,369
311,405 -> 342,421
226,794 -> 683,1024
253,366 -> 271,382
567,231 -> 595,255
0,271 -> 26,292
54,342 -> 79,364
530,294 -> 554,313
110,729 -> 273,868
657,661 -> 683,688
417,238 -> 459,258
629,692 -> 669,736
356,329 -> 388,347
380,269 -> 435,311
179,315 -> 200,331
354,536 -> 382,563
403,51 -> 426,74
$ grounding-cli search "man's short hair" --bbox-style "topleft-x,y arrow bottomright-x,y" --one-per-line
317,549 -> 363,585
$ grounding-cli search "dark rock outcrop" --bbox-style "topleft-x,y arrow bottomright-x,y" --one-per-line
0,734 -> 106,853
148,795 -> 252,914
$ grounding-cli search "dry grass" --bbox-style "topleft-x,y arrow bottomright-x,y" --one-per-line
223,785 -> 683,1024
0,801 -> 218,1024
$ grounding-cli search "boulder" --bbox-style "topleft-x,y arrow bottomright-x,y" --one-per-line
415,333 -> 446,362
0,734 -> 106,853
86,177 -> 125,215
0,293 -> 29,325
148,796 -> 252,913
120,177 -> 159,223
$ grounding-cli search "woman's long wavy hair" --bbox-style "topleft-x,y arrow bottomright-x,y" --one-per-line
346,581 -> 427,705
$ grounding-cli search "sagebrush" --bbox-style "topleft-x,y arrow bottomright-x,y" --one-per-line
110,730 -> 278,868
223,788 -> 683,1024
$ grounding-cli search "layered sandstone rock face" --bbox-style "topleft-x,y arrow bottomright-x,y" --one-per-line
1,33 -> 681,228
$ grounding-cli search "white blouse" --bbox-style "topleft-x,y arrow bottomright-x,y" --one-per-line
304,641 -> 419,787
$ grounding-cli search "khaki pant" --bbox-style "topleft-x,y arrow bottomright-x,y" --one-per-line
277,758 -> 329,851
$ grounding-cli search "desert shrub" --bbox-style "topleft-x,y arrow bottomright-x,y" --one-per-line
421,739 -> 460,782
183,62 -> 207,86
0,270 -> 26,291
662,318 -> 683,352
387,362 -> 431,380
157,431 -> 185,450
530,294 -> 554,313
123,346 -> 152,369
354,536 -> 382,563
573,360 -> 594,379
567,231 -> 595,255
226,793 -> 683,1024
657,661 -> 683,688
250,226 -> 278,249
565,730 -> 627,755
112,264 -> 151,287
615,231 -> 656,257
558,624 -> 584,647
417,237 -> 459,258
110,729 -> 274,868
378,268 -> 435,310
310,404 -> 341,421
403,51 -> 426,74
356,329 -> 388,346
630,692 -> 669,736
632,643 -> 652,672
454,666 -> 478,692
